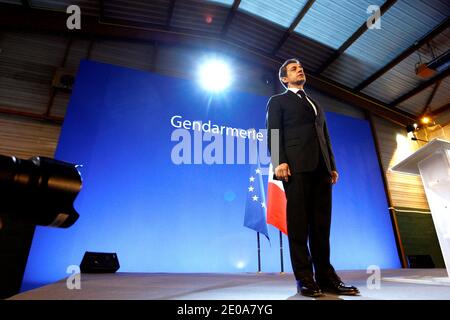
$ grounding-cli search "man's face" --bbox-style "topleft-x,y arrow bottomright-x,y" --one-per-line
282,62 -> 306,87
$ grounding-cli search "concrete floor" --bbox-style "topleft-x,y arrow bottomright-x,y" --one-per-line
10,269 -> 450,300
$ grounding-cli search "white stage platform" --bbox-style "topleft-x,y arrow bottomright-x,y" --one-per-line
10,269 -> 450,300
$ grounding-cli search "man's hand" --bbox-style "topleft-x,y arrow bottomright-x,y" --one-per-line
275,163 -> 291,182
331,170 -> 339,185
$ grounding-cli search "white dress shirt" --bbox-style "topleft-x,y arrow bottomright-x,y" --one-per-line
288,88 -> 318,116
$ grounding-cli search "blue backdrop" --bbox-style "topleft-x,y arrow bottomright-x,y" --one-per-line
22,60 -> 400,291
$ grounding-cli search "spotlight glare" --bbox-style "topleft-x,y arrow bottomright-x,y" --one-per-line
198,59 -> 232,92
421,116 -> 430,125
235,260 -> 246,269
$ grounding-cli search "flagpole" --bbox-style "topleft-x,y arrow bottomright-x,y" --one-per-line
279,231 -> 284,274
257,232 -> 262,273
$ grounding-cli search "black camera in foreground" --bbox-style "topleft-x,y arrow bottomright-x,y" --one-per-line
0,155 -> 82,228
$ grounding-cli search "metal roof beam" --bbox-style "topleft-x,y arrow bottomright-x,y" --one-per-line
99,0 -> 104,20
166,0 -> 176,28
355,16 -> 450,91
221,0 -> 241,36
316,0 -> 397,74
21,0 -> 31,8
272,0 -> 315,56
420,80 -> 442,115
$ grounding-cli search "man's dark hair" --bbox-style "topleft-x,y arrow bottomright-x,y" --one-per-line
279,58 -> 301,88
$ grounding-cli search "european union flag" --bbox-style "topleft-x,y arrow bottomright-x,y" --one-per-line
243,162 -> 270,242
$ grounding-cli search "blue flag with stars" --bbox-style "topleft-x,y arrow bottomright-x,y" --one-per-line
243,162 -> 270,242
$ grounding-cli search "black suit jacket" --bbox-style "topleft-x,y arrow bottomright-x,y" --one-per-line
266,90 -> 336,175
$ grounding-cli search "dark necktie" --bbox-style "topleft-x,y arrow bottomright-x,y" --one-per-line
296,91 -> 316,116
297,90 -> 307,100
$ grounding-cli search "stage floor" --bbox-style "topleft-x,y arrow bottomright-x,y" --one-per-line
10,269 -> 450,300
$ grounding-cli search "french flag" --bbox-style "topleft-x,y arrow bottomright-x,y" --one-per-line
267,164 -> 288,235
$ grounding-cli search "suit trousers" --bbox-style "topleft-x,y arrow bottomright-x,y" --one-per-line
283,150 -> 333,280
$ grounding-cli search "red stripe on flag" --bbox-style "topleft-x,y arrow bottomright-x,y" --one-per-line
267,182 -> 287,235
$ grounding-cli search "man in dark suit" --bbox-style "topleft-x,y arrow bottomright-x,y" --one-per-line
266,59 -> 359,297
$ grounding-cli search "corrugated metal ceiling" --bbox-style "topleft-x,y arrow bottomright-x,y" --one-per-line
0,32 -> 67,114
32,0 -> 99,16
1,0 -> 448,118
103,0 -> 170,26
239,0 -> 309,29
171,0 -> 229,34
277,33 -> 335,72
428,77 -> 450,112
207,0 -> 234,6
322,1 -> 449,89
226,11 -> 286,54
1,0 -> 20,4
362,19 -> 450,113
295,0 -> 385,50
396,85 -> 434,115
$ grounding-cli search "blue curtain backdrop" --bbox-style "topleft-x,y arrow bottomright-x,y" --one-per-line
21,60 -> 400,291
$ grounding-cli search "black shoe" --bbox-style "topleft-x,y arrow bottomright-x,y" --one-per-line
316,272 -> 360,296
297,278 -> 325,297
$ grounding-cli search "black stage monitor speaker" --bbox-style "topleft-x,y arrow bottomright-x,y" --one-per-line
407,255 -> 435,268
80,252 -> 120,273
